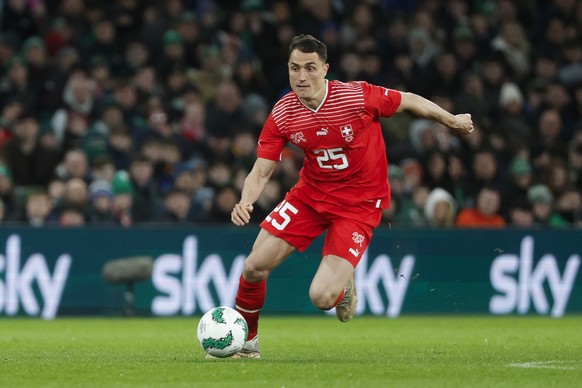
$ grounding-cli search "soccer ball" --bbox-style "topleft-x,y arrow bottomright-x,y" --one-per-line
197,306 -> 248,358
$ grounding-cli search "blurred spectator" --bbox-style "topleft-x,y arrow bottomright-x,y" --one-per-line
454,72 -> 491,130
205,81 -> 247,161
91,155 -> 116,183
0,164 -> 18,218
176,12 -> 202,68
568,136 -> 582,190
422,150 -> 453,193
171,159 -> 213,222
465,148 -> 501,203
23,36 -> 57,114
133,66 -> 162,105
554,189 -> 582,227
527,183 -> 565,227
55,148 -> 90,181
507,198 -> 534,228
60,177 -> 89,210
207,185 -> 239,223
491,20 -> 531,81
58,205 -> 86,227
129,154 -> 160,223
456,185 -> 506,228
17,189 -> 56,227
1,115 -> 60,188
497,82 -> 530,152
108,80 -> 140,129
155,30 -> 186,76
81,18 -> 124,74
501,156 -> 534,216
418,51 -> 462,98
207,160 -> 233,190
233,51 -> 268,99
541,158 -> 572,198
50,73 -> 95,151
530,108 -> 568,171
480,53 -> 508,111
0,198 -> 6,225
231,130 -> 257,171
0,99 -> 24,146
47,178 -> 66,209
188,45 -> 230,104
134,99 -> 173,146
155,188 -> 194,224
177,100 -> 207,157
395,184 -> 430,228
87,180 -> 118,225
0,55 -> 36,113
0,0 -> 39,46
111,170 -> 134,227
446,152 -> 471,209
424,187 -> 457,227
106,126 -> 133,170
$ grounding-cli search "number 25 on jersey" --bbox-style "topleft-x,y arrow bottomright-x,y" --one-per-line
314,147 -> 348,170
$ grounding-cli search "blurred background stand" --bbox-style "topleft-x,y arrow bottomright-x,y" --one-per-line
102,256 -> 153,317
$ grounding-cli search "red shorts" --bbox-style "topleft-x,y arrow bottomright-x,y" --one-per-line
259,187 -> 383,267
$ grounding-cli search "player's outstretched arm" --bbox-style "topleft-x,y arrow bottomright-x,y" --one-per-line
231,157 -> 277,226
396,91 -> 474,135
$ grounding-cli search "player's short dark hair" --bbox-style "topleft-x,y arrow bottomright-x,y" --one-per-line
288,34 -> 327,63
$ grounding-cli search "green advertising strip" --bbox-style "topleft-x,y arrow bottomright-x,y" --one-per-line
0,227 -> 580,318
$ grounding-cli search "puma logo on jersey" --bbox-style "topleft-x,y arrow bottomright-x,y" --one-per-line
316,128 -> 328,136
349,248 -> 360,257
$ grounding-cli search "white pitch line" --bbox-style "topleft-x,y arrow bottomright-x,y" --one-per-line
508,361 -> 581,370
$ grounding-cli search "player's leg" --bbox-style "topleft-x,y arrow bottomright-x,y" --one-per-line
235,228 -> 295,344
309,254 -> 354,312
233,193 -> 328,358
309,207 -> 380,322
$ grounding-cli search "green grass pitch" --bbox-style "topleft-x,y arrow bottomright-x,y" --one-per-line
1,316 -> 581,387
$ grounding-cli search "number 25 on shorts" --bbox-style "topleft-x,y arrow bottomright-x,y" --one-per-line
265,201 -> 298,230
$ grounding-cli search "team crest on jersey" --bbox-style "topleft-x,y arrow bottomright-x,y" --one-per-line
340,125 -> 354,142
352,232 -> 364,247
290,131 -> 306,144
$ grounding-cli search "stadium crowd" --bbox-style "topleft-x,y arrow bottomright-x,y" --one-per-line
0,0 -> 581,228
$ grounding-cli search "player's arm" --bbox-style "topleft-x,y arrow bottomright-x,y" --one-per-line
231,157 -> 277,226
396,92 -> 474,135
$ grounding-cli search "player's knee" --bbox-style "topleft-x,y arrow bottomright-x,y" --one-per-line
309,289 -> 336,311
242,260 -> 268,283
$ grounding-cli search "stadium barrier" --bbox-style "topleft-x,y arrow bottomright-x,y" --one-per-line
0,227 -> 580,319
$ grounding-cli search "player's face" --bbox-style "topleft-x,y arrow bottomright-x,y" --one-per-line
288,49 -> 329,108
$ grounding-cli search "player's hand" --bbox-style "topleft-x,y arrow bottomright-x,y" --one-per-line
231,202 -> 254,226
450,113 -> 474,135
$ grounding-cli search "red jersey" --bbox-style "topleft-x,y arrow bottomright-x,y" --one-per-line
257,80 -> 402,208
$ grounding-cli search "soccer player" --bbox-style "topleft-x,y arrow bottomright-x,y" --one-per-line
230,34 -> 473,358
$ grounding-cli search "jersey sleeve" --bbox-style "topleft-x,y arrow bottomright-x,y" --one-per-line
360,81 -> 402,118
256,113 -> 287,161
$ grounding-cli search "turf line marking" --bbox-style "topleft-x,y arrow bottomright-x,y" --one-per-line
508,361 -> 581,370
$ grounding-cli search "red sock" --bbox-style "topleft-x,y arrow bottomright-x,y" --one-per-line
333,289 -> 345,307
235,275 -> 266,340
